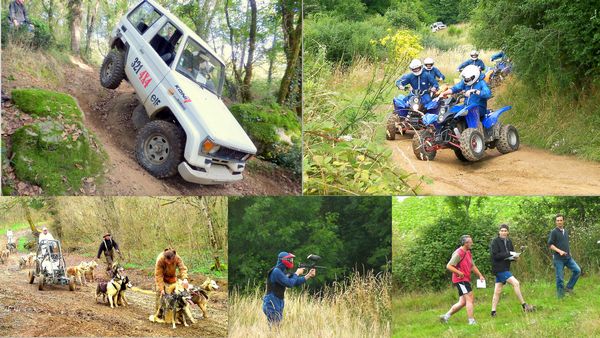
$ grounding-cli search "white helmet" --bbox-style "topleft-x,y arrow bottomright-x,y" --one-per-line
409,59 -> 423,76
470,50 -> 479,60
423,58 -> 435,70
461,65 -> 480,86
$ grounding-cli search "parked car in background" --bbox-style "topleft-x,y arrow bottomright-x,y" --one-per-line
430,22 -> 447,32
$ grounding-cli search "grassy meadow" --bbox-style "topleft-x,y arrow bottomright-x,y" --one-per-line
393,275 -> 600,337
229,272 -> 391,338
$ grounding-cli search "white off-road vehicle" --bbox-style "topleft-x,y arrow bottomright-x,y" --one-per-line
99,0 -> 256,185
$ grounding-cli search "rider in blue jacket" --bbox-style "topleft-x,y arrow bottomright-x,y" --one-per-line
458,50 -> 486,72
490,51 -> 505,62
440,65 -> 492,126
395,59 -> 439,116
424,57 -> 445,81
262,252 -> 316,326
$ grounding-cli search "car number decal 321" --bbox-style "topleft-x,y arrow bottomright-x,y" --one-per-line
131,57 -> 152,89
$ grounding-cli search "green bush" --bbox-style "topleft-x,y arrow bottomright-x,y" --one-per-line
304,14 -> 390,65
1,14 -> 54,50
385,9 -> 422,30
230,102 -> 301,163
12,88 -> 83,120
29,18 -> 54,50
447,26 -> 462,36
418,29 -> 459,51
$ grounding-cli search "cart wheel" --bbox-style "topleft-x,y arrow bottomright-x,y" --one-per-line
28,270 -> 34,284
38,276 -> 45,291
69,277 -> 75,291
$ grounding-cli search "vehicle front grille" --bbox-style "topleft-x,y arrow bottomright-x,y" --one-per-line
213,147 -> 248,161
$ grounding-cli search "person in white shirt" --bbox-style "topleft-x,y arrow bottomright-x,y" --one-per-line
38,226 -> 54,243
7,229 -> 14,244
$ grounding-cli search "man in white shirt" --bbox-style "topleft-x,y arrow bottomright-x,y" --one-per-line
38,226 -> 54,243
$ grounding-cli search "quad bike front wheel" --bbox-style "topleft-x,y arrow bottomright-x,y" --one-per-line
135,120 -> 184,178
100,49 -> 126,89
496,124 -> 520,154
459,128 -> 485,161
412,129 -> 437,161
386,115 -> 400,140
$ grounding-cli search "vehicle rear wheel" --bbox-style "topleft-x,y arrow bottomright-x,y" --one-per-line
135,120 -> 184,178
132,104 -> 151,130
38,276 -> 45,291
28,270 -> 34,284
69,277 -> 75,291
496,124 -> 520,154
459,128 -> 485,161
386,115 -> 399,140
412,130 -> 437,161
100,49 -> 126,89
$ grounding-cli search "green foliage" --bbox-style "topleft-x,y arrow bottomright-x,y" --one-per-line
393,276 -> 600,337
1,12 -> 54,50
229,102 -> 300,165
304,14 -> 391,65
385,0 -> 432,30
29,18 -> 54,50
471,0 -> 600,88
304,0 -> 368,20
228,197 -> 392,292
447,26 -> 462,36
12,89 -> 83,121
418,28 -> 459,51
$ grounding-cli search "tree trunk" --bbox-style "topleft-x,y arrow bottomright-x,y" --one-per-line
267,31 -> 277,85
47,198 -> 63,240
199,197 -> 221,269
241,0 -> 257,102
42,0 -> 55,33
68,0 -> 83,54
84,0 -> 100,57
277,0 -> 302,105
20,200 -> 39,238
224,0 -> 243,101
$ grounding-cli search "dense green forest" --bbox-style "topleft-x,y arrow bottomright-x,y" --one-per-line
303,0 -> 600,195
393,196 -> 600,291
228,196 -> 391,291
0,196 -> 227,276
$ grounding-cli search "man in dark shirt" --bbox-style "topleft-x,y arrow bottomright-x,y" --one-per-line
8,0 -> 29,28
96,233 -> 123,276
548,214 -> 581,298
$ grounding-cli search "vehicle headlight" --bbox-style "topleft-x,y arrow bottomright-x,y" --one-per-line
438,114 -> 445,123
412,104 -> 420,111
200,138 -> 221,155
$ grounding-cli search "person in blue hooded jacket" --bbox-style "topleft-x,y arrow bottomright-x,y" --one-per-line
262,252 -> 316,326
424,57 -> 445,81
440,65 -> 492,124
395,59 -> 439,115
490,51 -> 505,62
457,50 -> 486,72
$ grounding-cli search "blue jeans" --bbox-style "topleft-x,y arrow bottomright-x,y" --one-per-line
553,257 -> 581,298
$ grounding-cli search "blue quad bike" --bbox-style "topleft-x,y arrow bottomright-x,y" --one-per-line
411,95 -> 520,161
386,89 -> 441,140
485,59 -> 513,88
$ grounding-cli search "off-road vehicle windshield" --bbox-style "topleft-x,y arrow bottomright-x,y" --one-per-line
176,38 -> 224,96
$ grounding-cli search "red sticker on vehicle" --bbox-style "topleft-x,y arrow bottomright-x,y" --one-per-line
139,70 -> 152,89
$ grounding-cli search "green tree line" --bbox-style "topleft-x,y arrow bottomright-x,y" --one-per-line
228,196 -> 391,292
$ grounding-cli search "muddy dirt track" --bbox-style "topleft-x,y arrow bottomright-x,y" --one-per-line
386,135 -> 600,195
2,56 -> 299,196
0,232 -> 228,337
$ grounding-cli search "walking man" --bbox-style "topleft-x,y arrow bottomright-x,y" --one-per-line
440,235 -> 485,325
548,214 -> 581,298
96,233 -> 123,276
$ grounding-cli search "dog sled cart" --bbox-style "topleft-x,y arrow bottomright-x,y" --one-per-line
28,239 -> 75,291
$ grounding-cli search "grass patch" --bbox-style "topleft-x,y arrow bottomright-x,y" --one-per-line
12,88 -> 83,121
191,265 -> 226,279
0,222 -> 32,232
17,236 -> 29,253
393,275 -> 600,337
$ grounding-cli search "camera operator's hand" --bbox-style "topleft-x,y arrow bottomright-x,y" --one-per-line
295,268 -> 306,276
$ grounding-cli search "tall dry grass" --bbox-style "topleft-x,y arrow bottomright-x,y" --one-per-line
229,271 -> 391,337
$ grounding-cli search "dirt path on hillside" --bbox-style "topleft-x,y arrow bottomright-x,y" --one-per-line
386,135 -> 600,195
0,230 -> 228,336
2,57 -> 299,196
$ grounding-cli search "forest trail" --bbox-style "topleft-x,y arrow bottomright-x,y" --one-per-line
386,136 -> 600,195
2,56 -> 299,196
0,230 -> 228,337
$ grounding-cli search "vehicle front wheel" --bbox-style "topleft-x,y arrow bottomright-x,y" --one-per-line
135,120 -> 184,178
386,115 -> 399,140
496,124 -> 520,154
38,276 -> 45,291
453,148 -> 469,162
412,129 -> 437,161
100,49 -> 126,89
459,128 -> 485,161
28,270 -> 34,284
69,277 -> 75,291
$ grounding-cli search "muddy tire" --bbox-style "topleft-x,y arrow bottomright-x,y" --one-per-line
135,120 -> 184,178
453,148 -> 469,162
38,276 -> 45,291
132,103 -> 151,130
459,128 -> 485,161
386,115 -> 399,140
100,49 -> 126,89
412,130 -> 437,161
28,270 -> 34,284
69,277 -> 75,291
496,124 -> 520,154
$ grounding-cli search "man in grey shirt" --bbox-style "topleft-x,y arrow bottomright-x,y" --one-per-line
9,0 -> 29,28
548,213 -> 581,298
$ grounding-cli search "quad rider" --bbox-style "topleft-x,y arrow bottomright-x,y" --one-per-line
96,233 -> 123,277
423,57 -> 446,82
395,59 -> 439,117
440,65 -> 492,125
262,252 -> 316,327
457,50 -> 486,72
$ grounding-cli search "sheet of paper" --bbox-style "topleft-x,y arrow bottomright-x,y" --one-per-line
476,279 -> 486,288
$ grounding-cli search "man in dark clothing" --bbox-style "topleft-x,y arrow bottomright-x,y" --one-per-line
490,224 -> 534,317
8,0 -> 29,28
548,214 -> 581,298
262,252 -> 316,326
96,233 -> 123,276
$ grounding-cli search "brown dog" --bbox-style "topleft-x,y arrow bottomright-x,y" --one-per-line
190,279 -> 219,319
66,262 -> 88,285
83,261 -> 99,282
0,249 -> 10,261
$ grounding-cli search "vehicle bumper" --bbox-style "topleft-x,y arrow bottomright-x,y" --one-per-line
178,161 -> 244,185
